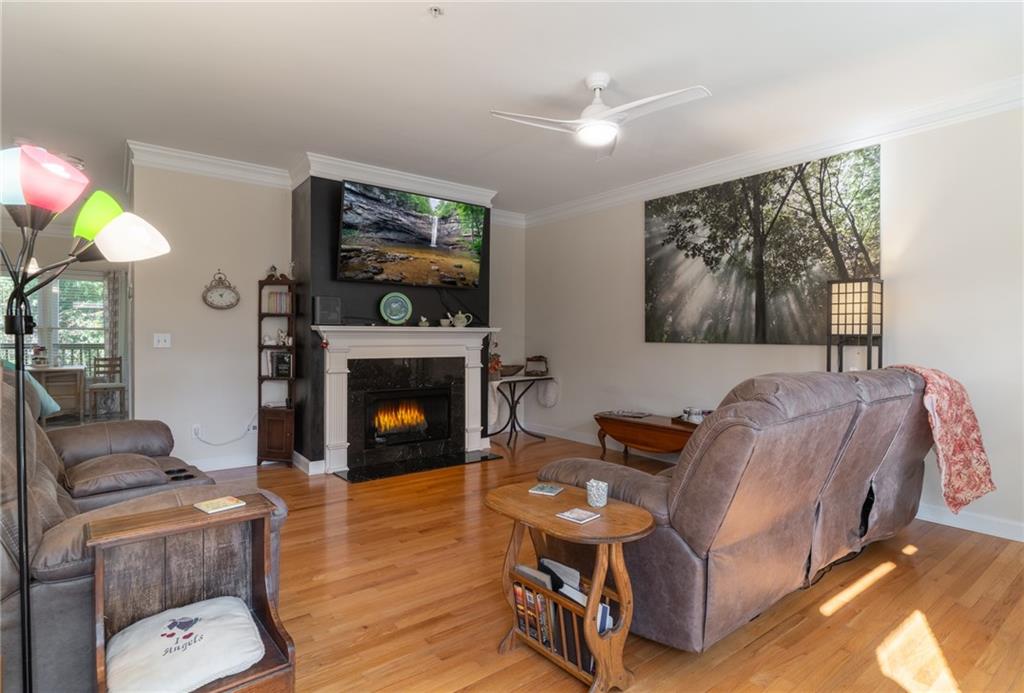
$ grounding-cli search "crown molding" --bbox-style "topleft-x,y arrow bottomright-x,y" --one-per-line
524,75 -> 1024,228
294,152 -> 498,208
125,140 -> 292,193
490,209 -> 526,230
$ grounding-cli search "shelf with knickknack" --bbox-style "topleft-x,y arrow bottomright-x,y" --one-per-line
258,272 -> 298,466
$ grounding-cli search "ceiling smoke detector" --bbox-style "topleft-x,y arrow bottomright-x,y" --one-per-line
428,6 -> 444,19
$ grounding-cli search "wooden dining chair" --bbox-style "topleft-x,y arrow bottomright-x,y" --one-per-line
89,356 -> 127,419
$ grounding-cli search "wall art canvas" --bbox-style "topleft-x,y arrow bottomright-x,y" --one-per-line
645,145 -> 880,344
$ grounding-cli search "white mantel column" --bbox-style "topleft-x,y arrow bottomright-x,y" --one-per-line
323,344 -> 350,473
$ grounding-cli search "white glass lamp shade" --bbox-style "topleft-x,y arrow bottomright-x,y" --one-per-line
93,213 -> 170,262
575,120 -> 619,147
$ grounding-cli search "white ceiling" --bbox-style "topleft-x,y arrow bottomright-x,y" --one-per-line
2,2 -> 1021,213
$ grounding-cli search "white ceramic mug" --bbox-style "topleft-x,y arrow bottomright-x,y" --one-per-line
586,479 -> 608,508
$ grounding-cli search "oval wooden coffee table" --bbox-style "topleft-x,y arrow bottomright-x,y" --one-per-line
485,481 -> 655,693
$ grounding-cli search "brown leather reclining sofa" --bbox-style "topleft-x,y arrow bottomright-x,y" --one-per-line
0,377 -> 288,692
538,369 -> 934,652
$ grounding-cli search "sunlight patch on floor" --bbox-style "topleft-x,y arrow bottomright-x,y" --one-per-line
876,610 -> 960,692
819,561 -> 896,616
902,544 -> 919,555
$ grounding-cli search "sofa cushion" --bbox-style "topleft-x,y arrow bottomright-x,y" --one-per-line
47,420 -> 174,468
63,453 -> 168,498
32,483 -> 288,582
70,458 -> 214,513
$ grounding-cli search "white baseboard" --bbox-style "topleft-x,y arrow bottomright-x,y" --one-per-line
293,450 -> 326,476
190,453 -> 257,472
524,420 -> 1023,543
915,502 -> 1024,542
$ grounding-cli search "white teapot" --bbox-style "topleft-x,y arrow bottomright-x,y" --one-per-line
448,311 -> 474,328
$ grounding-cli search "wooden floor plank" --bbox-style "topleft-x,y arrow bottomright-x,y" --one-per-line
213,435 -> 1021,692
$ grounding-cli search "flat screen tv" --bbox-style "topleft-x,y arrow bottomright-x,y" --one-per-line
337,181 -> 486,288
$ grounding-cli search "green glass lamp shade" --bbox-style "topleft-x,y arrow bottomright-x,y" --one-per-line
73,190 -> 122,240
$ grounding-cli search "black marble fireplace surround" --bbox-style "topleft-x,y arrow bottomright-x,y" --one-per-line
343,357 -> 471,480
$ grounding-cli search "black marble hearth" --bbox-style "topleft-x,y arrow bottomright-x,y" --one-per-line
334,450 -> 503,483
344,357 -> 466,472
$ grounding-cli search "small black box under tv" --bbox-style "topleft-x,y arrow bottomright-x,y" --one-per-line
313,295 -> 343,324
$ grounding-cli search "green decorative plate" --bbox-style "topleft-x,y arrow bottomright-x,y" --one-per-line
379,292 -> 413,325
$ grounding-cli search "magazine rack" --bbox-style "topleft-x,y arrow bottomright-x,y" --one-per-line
485,482 -> 654,693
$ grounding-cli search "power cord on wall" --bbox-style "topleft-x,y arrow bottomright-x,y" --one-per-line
193,411 -> 258,447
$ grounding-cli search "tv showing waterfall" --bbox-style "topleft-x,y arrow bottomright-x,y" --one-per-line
337,181 -> 485,288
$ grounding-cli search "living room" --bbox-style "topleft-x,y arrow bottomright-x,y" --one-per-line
1,2 -> 1021,692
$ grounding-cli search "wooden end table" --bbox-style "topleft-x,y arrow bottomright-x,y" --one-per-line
485,482 -> 654,692
593,412 -> 697,462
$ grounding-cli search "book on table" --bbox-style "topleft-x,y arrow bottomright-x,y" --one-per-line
528,483 -> 564,496
556,507 -> 601,524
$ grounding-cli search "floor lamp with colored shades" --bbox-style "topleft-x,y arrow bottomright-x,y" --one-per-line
1,144 -> 171,692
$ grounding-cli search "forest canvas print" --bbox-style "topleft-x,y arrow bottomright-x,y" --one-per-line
645,145 -> 880,344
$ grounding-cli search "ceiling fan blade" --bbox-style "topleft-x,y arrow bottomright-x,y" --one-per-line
490,110 -> 581,134
603,85 -> 711,123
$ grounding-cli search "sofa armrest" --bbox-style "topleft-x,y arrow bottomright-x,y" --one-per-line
47,420 -> 174,468
538,457 -> 672,525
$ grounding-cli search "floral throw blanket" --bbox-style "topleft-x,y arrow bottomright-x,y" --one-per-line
894,365 -> 996,513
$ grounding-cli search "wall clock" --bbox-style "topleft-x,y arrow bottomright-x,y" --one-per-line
202,269 -> 240,310
379,292 -> 413,325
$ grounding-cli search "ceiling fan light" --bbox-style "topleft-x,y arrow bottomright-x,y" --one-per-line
93,212 -> 170,262
575,121 -> 619,147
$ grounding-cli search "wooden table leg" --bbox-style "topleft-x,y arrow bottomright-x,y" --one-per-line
584,543 -> 634,693
598,428 -> 607,460
498,520 -> 525,654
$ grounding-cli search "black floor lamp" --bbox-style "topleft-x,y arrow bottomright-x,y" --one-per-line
2,144 -> 170,692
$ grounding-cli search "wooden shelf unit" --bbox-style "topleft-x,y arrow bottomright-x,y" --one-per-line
258,277 -> 298,466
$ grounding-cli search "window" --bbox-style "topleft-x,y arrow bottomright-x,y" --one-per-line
0,273 -> 112,375
0,275 -> 39,364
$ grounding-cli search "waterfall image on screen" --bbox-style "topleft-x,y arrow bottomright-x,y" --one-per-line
337,181 -> 485,288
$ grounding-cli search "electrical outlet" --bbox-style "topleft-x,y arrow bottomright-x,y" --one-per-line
249,423 -> 258,431
153,333 -> 172,348
191,424 -> 201,439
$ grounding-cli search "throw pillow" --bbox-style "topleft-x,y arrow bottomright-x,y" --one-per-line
105,596 -> 265,693
1,360 -> 61,418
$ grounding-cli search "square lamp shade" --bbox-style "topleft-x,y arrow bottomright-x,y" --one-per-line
826,278 -> 883,372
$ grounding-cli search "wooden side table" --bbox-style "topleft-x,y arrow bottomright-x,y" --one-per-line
87,494 -> 295,692
593,412 -> 697,462
485,482 -> 654,692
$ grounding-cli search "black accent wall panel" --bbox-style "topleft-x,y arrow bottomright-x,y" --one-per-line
291,176 -> 491,462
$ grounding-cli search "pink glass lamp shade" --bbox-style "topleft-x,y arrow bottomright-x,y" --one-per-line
0,145 -> 89,230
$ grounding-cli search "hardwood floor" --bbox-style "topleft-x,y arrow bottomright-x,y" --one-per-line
214,436 -> 1023,692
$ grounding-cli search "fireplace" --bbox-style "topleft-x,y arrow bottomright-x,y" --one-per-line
366,387 -> 450,448
347,356 -> 466,471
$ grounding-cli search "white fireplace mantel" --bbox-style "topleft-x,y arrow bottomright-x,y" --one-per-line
309,325 -> 498,475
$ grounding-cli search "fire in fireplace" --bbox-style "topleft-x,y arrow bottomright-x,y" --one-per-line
374,400 -> 427,436
366,387 -> 451,448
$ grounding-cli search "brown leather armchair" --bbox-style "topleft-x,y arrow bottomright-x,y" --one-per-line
0,378 -> 287,692
538,370 -> 933,652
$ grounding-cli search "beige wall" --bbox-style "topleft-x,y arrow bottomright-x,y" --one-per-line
132,166 -> 291,470
489,223 -> 526,366
882,109 -> 1022,537
524,109 -> 1023,539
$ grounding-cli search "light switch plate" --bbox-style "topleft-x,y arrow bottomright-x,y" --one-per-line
153,333 -> 171,348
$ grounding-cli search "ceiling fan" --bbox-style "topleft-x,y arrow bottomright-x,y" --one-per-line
490,72 -> 711,157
